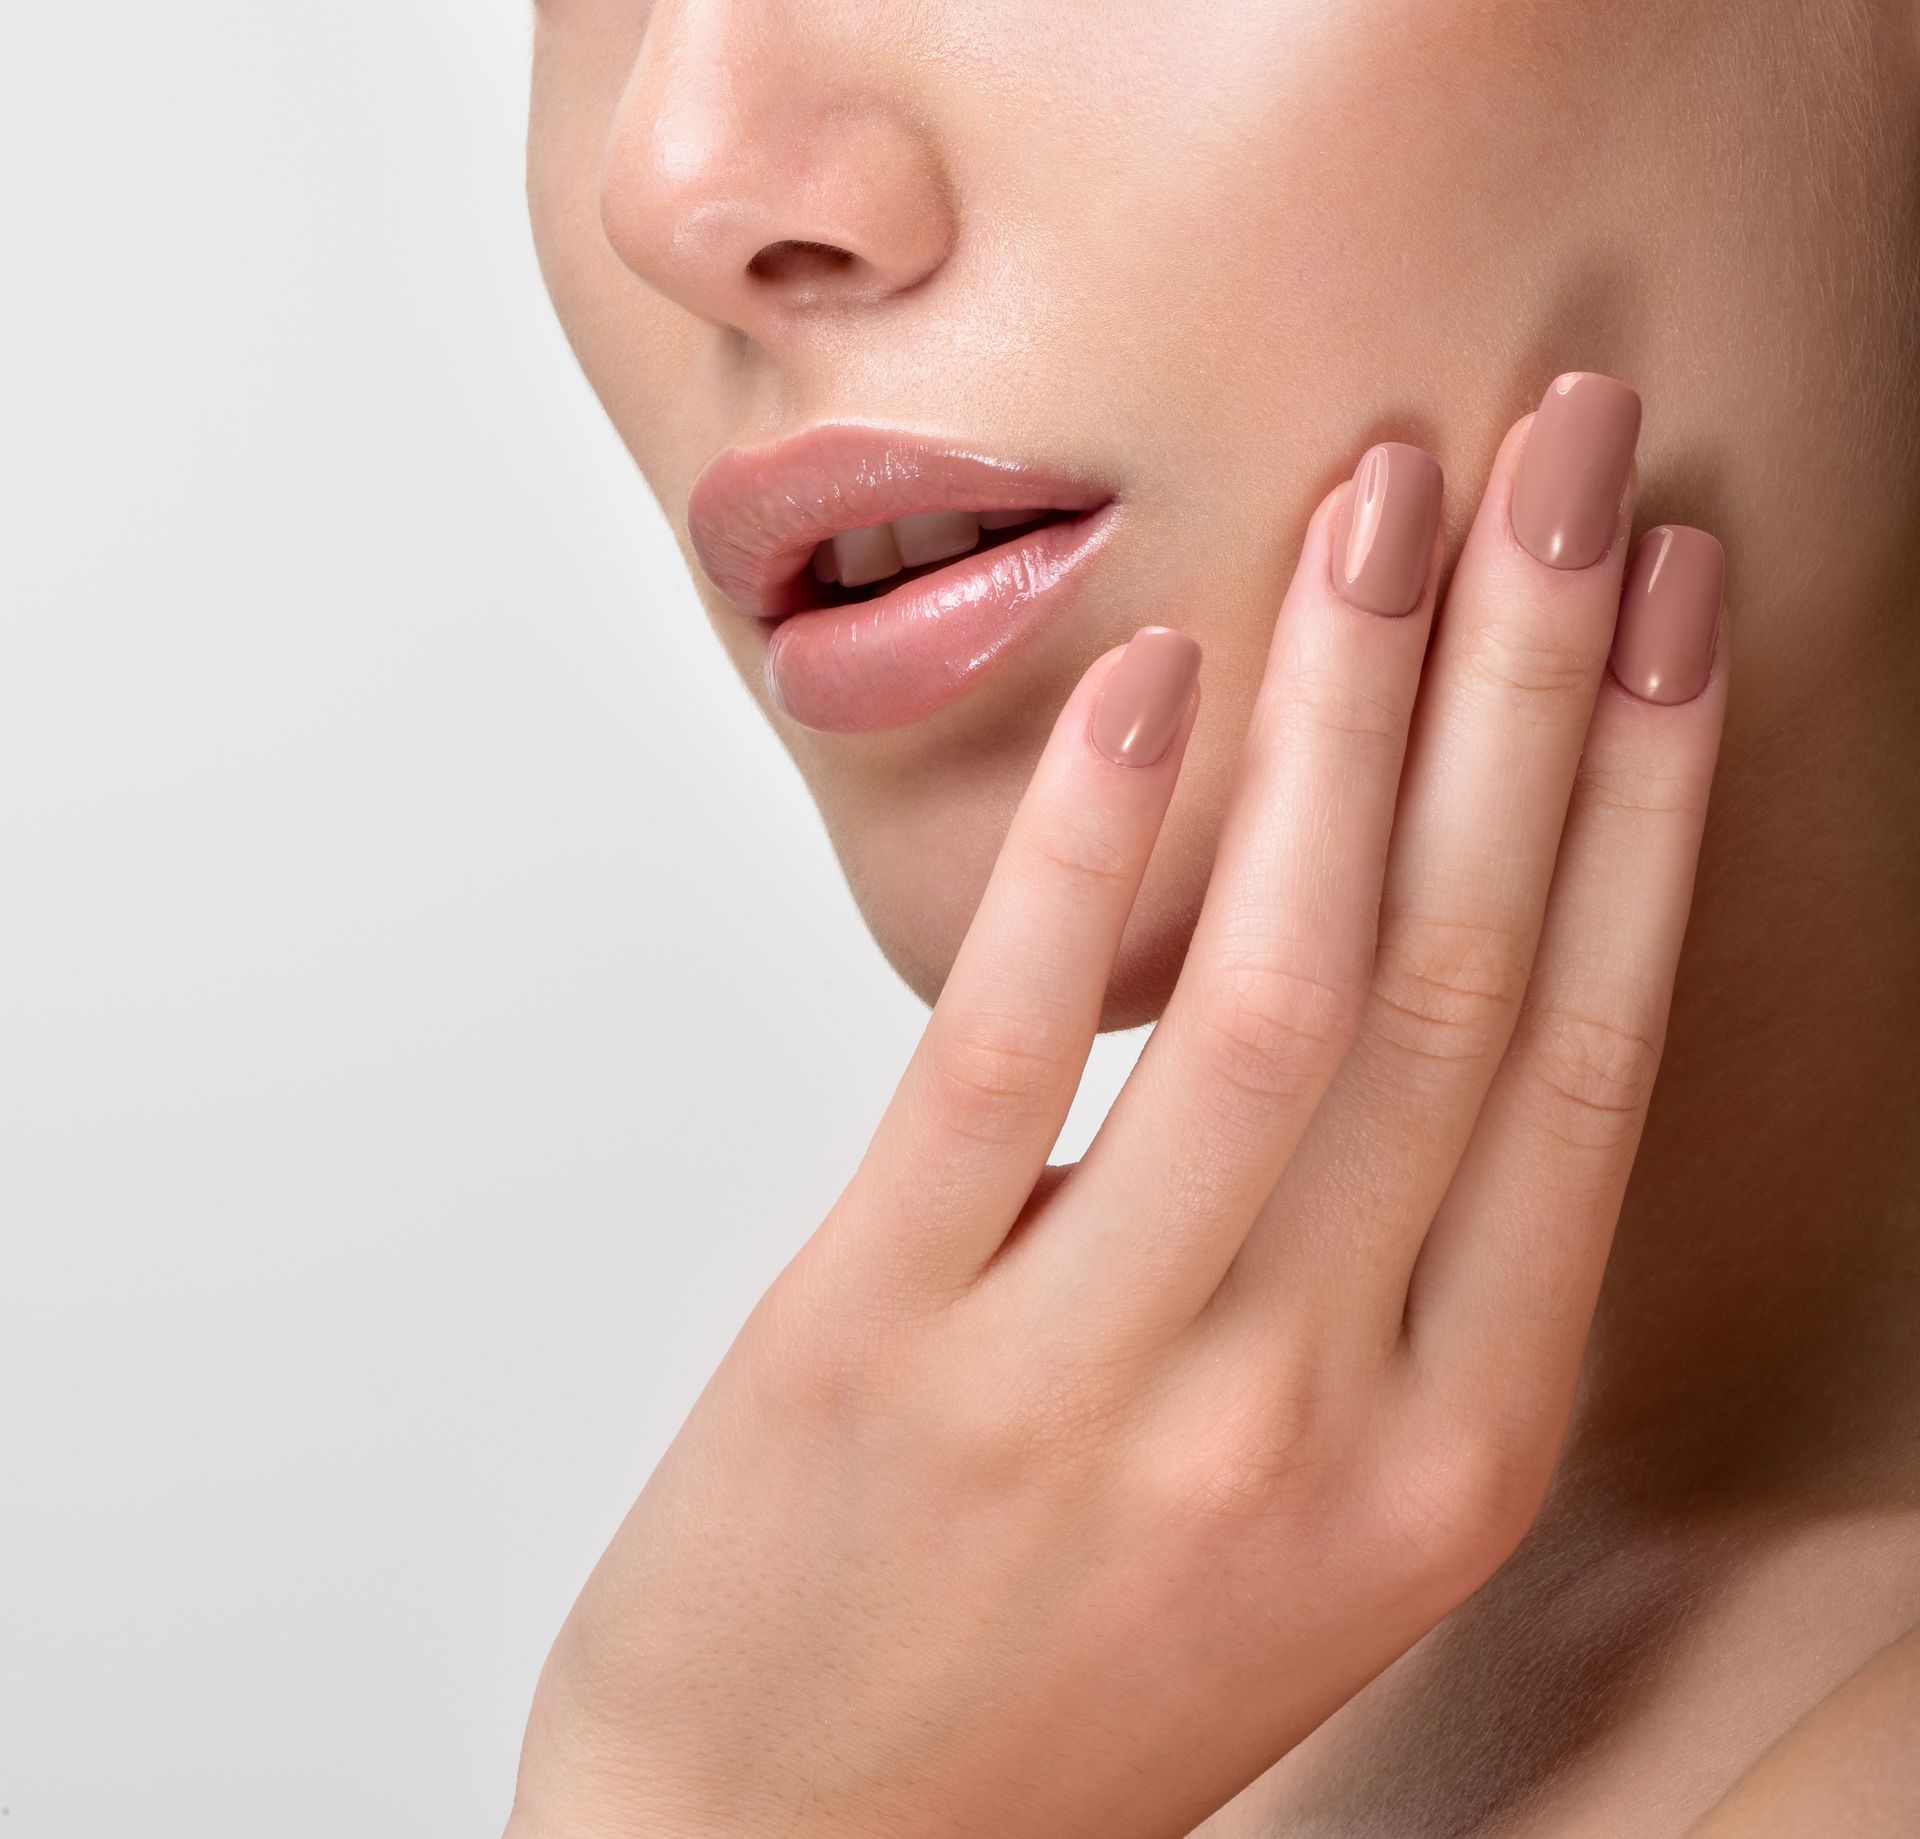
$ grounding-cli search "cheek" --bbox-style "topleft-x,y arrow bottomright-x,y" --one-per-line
925,6 -> 1545,466
998,0 -> 1634,561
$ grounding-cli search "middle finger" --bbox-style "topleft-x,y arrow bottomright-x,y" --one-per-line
1229,371 -> 1643,1330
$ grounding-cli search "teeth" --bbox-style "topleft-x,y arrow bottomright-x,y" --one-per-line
816,509 -> 1053,593
892,510 -> 981,567
832,522 -> 904,588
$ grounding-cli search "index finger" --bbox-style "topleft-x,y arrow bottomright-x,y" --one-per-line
822,627 -> 1202,1306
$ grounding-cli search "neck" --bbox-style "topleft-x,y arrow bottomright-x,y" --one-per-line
1564,596 -> 1920,1523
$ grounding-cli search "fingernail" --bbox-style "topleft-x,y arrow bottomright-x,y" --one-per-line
1611,525 -> 1724,704
1091,626 -> 1203,766
1511,371 -> 1642,570
1330,441 -> 1444,616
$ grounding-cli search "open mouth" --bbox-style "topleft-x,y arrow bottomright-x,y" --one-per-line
685,426 -> 1121,731
685,425 -> 1114,619
795,507 -> 1086,611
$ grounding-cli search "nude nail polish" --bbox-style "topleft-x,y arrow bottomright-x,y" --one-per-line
1092,626 -> 1202,766
1330,441 -> 1444,616
1611,525 -> 1724,704
1511,372 -> 1642,570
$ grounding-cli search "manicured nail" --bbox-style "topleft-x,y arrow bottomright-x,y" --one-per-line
1511,371 -> 1642,570
1330,441 -> 1444,616
1091,626 -> 1202,766
1611,525 -> 1724,704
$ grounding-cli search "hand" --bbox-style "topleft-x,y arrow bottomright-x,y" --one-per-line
509,374 -> 1728,1839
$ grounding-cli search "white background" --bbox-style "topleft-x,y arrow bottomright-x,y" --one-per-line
0,4 -> 1145,1832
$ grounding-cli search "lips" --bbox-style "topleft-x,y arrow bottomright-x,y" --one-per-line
686,426 -> 1118,733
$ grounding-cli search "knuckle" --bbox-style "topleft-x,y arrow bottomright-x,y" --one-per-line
922,1010 -> 1068,1146
1574,748 -> 1708,827
1024,810 -> 1137,893
1367,911 -> 1530,1070
1465,620 -> 1597,706
1183,941 -> 1364,1106
747,1257 -> 915,1432
1385,1425 -> 1549,1586
748,1267 -> 1142,1484
1284,663 -> 1409,752
908,1327 -> 1145,1496
1183,1360 -> 1335,1525
1518,995 -> 1665,1153
988,1348 -> 1140,1470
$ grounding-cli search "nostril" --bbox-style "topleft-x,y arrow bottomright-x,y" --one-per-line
746,239 -> 860,286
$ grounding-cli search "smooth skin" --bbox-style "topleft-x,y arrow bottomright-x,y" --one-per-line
522,0 -> 1920,1831
509,411 -> 1728,1838
1684,1624 -> 1920,1838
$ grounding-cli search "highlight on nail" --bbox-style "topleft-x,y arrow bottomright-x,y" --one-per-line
1611,524 -> 1725,705
1330,441 -> 1444,616
1091,626 -> 1203,766
1511,371 -> 1642,571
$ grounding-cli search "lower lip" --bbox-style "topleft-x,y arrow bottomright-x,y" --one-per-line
761,507 -> 1119,734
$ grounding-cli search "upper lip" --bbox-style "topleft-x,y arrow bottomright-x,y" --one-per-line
686,424 -> 1114,618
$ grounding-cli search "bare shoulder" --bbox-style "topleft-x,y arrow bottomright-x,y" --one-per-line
1684,1618 -> 1920,1837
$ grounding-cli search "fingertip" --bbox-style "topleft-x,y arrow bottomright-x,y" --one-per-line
1608,524 -> 1727,707
1510,372 -> 1642,572
1090,626 -> 1204,767
1327,441 -> 1445,618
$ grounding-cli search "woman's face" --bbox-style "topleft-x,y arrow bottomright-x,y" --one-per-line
528,0 -> 1909,1023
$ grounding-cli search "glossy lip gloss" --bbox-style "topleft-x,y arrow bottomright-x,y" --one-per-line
687,426 -> 1119,734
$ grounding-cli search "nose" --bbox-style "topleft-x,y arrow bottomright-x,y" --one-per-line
597,2 -> 955,340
